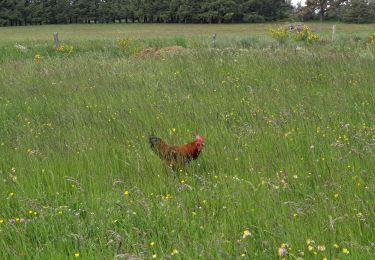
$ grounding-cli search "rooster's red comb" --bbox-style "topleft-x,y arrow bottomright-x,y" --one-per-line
196,135 -> 205,143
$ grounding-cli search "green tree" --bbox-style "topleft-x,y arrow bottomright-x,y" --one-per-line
54,0 -> 70,24
29,0 -> 44,25
304,0 -> 345,21
0,0 -> 297,26
342,0 -> 375,23
0,0 -> 12,26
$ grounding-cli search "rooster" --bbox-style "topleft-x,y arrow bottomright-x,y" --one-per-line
149,135 -> 205,170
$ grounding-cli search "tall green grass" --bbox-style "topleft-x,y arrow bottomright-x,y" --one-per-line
0,24 -> 374,259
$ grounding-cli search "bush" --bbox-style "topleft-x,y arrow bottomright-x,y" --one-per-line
293,26 -> 320,43
270,26 -> 289,44
368,33 -> 375,45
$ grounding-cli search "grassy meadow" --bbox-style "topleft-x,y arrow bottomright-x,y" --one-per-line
0,23 -> 374,259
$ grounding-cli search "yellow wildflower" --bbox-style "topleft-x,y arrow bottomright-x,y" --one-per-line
342,248 -> 349,254
124,190 -> 129,196
242,229 -> 251,238
171,249 -> 179,255
150,242 -> 155,246
306,239 -> 314,245
74,252 -> 80,257
318,245 -> 326,251
34,54 -> 42,62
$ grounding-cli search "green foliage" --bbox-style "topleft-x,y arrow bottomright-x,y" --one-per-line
270,26 -> 289,43
269,25 -> 320,44
369,32 -> 375,44
342,0 -> 375,23
0,0 -> 292,26
299,0 -> 375,23
293,26 -> 321,43
243,13 -> 266,23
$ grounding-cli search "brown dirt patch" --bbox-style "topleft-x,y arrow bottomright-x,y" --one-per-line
134,45 -> 188,58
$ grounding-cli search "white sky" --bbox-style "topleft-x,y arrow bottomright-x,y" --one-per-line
291,0 -> 306,7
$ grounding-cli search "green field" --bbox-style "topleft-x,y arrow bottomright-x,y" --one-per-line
0,24 -> 374,259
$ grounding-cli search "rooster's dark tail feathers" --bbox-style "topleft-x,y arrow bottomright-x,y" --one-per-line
149,136 -> 161,147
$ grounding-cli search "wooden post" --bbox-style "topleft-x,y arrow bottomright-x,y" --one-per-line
53,32 -> 60,49
212,33 -> 217,48
332,25 -> 336,42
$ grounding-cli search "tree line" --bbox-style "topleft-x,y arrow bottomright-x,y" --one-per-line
0,0 -> 374,26
298,0 -> 375,23
0,0 -> 292,26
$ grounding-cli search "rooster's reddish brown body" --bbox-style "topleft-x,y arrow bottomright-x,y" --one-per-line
149,135 -> 205,170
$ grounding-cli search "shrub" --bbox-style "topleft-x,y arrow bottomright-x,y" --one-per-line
270,26 -> 289,44
368,33 -> 375,45
293,26 -> 320,43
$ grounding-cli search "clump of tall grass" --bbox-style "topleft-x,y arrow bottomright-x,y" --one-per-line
117,38 -> 143,55
56,43 -> 74,55
368,32 -> 375,45
141,36 -> 188,48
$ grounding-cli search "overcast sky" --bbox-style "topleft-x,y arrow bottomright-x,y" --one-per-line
291,0 -> 306,6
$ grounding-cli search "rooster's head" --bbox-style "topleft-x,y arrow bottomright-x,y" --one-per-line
195,135 -> 205,151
